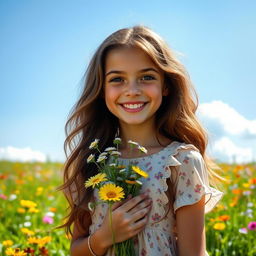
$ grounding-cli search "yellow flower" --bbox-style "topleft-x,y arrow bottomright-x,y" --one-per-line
20,200 -> 37,208
17,208 -> 26,213
20,228 -> 35,236
37,236 -> 51,246
28,207 -> 39,213
99,183 -> 125,202
213,222 -> 226,230
36,187 -> 43,196
15,249 -> 27,256
27,176 -> 34,181
132,166 -> 149,178
27,236 -> 39,244
5,248 -> 26,256
5,247 -> 15,255
85,173 -> 107,188
242,183 -> 250,188
2,240 -> 13,246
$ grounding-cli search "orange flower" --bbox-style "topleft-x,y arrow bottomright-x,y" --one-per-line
249,178 -> 256,185
218,215 -> 230,221
229,196 -> 239,207
49,207 -> 57,212
15,179 -> 24,185
232,189 -> 242,195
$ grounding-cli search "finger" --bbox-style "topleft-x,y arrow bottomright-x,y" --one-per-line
131,215 -> 149,233
132,205 -> 152,223
112,194 -> 132,211
121,193 -> 149,212
128,198 -> 152,215
111,201 -> 123,211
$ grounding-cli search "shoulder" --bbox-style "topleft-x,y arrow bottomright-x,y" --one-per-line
168,141 -> 204,166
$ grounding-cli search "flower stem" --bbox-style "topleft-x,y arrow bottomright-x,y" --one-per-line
109,204 -> 116,254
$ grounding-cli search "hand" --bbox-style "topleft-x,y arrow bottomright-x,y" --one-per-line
100,193 -> 152,245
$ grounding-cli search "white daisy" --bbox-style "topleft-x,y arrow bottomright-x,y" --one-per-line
87,154 -> 95,163
138,146 -> 148,154
128,140 -> 139,146
97,155 -> 107,163
110,151 -> 121,156
104,147 -> 117,152
89,139 -> 99,149
113,137 -> 122,144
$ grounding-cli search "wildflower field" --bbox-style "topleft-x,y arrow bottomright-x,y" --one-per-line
0,161 -> 255,256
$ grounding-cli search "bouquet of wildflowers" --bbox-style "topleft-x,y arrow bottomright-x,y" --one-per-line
85,138 -> 149,255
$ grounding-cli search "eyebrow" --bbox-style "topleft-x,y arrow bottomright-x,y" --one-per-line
105,68 -> 160,77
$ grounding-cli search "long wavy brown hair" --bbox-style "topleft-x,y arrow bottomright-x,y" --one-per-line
58,25 -> 223,235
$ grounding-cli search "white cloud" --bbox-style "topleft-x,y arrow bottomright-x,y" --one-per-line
198,100 -> 256,138
198,100 -> 256,163
211,137 -> 254,163
0,146 -> 46,162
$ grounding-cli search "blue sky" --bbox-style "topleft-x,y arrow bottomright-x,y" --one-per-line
1,1 -> 256,162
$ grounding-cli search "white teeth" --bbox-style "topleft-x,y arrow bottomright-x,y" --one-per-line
123,103 -> 144,109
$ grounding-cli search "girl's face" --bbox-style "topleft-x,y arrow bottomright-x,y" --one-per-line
104,47 -> 167,128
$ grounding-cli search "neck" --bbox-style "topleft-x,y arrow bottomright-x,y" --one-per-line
118,122 -> 170,149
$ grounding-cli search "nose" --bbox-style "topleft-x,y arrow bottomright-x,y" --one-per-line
125,80 -> 141,96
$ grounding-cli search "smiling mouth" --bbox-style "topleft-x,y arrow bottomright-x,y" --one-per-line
120,102 -> 147,112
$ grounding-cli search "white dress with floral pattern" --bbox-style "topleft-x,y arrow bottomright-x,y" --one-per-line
88,141 -> 223,256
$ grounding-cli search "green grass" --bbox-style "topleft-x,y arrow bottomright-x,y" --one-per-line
0,161 -> 255,255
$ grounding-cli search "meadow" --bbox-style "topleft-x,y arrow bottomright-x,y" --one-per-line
0,161 -> 255,256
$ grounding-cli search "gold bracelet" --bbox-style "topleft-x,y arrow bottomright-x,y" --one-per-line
88,234 -> 98,256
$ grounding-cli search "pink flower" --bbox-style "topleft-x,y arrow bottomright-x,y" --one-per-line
247,221 -> 256,230
43,216 -> 54,224
0,194 -> 7,200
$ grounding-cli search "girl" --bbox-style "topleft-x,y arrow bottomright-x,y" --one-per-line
60,25 -> 224,256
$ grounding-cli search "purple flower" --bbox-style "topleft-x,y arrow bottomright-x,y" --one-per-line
247,221 -> 256,230
43,216 -> 54,224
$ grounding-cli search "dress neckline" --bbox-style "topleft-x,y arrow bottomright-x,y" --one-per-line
118,141 -> 178,160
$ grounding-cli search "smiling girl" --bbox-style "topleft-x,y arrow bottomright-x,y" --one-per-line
60,25 -> 223,256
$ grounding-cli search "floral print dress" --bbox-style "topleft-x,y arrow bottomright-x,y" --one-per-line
88,141 -> 223,256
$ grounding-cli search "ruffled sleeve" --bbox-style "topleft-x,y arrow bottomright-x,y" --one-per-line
167,145 -> 223,214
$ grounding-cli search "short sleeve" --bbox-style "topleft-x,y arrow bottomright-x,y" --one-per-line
173,149 -> 223,213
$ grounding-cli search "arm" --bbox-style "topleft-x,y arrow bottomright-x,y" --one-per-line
176,195 -> 206,256
71,222 -> 111,256
70,210 -> 112,256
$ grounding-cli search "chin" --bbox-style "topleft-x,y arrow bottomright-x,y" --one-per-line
121,118 -> 150,126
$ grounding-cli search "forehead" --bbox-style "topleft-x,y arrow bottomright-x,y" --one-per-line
104,46 -> 159,72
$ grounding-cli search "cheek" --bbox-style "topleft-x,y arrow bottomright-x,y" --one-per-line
104,87 -> 119,108
148,86 -> 163,100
